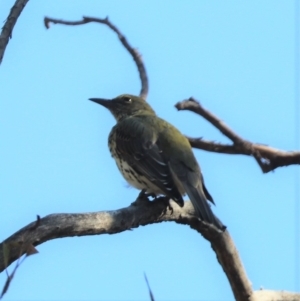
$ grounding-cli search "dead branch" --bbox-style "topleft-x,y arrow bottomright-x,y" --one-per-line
43,16 -> 149,99
176,98 -> 300,173
0,9 -> 297,300
250,290 -> 300,301
0,0 -> 29,65
0,200 -> 251,301
1,200 -> 299,301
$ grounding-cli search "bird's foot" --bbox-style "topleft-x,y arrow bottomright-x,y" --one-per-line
154,196 -> 173,215
131,189 -> 153,206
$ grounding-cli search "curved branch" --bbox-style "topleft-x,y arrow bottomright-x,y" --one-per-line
1,200 -> 299,301
0,0 -> 29,65
0,199 -> 252,301
176,98 -> 300,173
43,16 -> 149,99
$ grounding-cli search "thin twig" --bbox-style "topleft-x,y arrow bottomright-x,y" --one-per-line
0,0 -> 29,65
43,16 -> 149,99
144,273 -> 155,301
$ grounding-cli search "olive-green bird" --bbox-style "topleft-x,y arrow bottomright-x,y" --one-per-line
90,94 -> 225,231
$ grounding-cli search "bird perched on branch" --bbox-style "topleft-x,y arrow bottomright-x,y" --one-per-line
90,94 -> 225,231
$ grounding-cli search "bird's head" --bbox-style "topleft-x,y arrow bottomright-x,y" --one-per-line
89,94 -> 156,121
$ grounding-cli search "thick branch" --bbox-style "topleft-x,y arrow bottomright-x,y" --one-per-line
1,200 -> 299,300
250,290 -> 300,301
176,98 -> 300,173
0,200 -> 252,301
43,16 -> 149,99
0,0 -> 29,64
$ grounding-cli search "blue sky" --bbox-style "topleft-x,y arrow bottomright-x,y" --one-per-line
0,1 -> 299,300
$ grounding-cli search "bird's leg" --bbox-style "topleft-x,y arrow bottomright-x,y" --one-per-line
163,197 -> 174,215
131,191 -> 173,217
131,189 -> 152,206
153,196 -> 174,215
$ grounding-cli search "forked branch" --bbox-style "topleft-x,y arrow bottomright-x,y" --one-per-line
1,200 -> 299,301
176,98 -> 300,173
0,200 -> 251,301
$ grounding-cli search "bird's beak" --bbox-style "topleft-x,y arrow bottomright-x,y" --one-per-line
89,98 -> 112,108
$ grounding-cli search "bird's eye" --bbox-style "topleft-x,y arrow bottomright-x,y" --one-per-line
123,97 -> 132,103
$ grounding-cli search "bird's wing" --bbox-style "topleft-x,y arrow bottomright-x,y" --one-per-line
201,173 -> 215,204
169,158 -> 224,229
113,118 -> 184,205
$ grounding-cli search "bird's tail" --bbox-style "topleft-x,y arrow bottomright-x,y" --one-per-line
184,184 -> 225,231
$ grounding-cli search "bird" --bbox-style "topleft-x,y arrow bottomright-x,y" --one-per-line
90,94 -> 225,231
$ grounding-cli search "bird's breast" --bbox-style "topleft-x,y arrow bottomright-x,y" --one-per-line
108,130 -> 164,195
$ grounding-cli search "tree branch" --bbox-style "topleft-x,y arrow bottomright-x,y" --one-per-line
0,0 -> 29,65
1,199 -> 299,301
0,11 -> 296,300
176,98 -> 300,173
250,290 -> 300,301
0,199 -> 251,300
43,16 -> 149,100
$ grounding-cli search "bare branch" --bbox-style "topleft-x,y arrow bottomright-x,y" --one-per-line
1,199 -> 298,301
176,98 -> 300,173
43,16 -> 149,99
1,10 -> 296,300
0,200 -> 212,272
144,274 -> 155,301
176,97 -> 244,143
250,290 -> 300,301
0,0 -> 29,65
0,199 -> 250,300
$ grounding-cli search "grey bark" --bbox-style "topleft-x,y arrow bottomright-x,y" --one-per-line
1,199 -> 299,301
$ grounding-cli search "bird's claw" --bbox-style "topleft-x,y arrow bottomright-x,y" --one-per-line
131,191 -> 174,216
155,196 -> 173,215
131,189 -> 152,206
